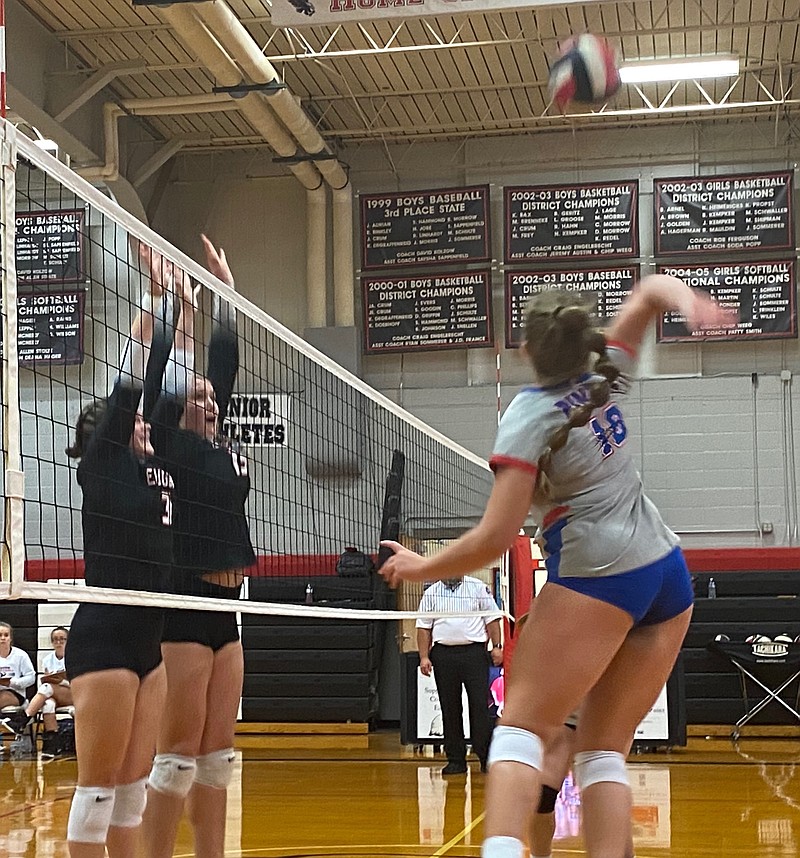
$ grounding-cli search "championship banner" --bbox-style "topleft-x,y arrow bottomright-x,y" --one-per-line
16,209 -> 85,284
654,171 -> 793,256
361,186 -> 490,270
362,270 -> 493,354
657,261 -> 797,343
272,0 -> 602,28
505,266 -> 637,348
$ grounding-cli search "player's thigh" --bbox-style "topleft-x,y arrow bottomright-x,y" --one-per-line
541,724 -> 576,788
0,689 -> 20,708
198,640 -> 243,755
70,669 -> 140,786
52,685 -> 73,706
502,583 -> 633,742
577,607 -> 692,752
118,662 -> 167,783
158,642 -> 214,755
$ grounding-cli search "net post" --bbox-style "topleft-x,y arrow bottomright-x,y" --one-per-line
0,119 -> 25,596
0,0 -> 5,119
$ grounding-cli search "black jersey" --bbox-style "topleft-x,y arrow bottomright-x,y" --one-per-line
150,397 -> 256,582
78,382 -> 174,592
148,293 -> 255,589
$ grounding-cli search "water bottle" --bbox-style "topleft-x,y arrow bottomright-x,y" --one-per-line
707,577 -> 717,599
305,583 -> 314,605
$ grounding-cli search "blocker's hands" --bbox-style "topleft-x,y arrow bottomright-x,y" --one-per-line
202,234 -> 234,289
379,540 -> 429,586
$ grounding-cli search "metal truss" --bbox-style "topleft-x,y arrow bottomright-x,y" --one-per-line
33,0 -> 800,145
311,65 -> 800,142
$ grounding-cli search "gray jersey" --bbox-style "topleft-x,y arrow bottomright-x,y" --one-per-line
490,343 -> 678,578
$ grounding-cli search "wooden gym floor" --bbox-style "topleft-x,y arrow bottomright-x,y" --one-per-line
1,730 -> 800,856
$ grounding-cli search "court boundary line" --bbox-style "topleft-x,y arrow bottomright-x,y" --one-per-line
430,811 -> 484,857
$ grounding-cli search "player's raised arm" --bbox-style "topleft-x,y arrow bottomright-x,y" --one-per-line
608,273 -> 737,354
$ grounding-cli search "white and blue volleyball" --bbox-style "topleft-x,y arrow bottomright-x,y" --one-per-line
548,34 -> 621,109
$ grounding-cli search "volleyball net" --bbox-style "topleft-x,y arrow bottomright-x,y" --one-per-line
0,121 -> 503,621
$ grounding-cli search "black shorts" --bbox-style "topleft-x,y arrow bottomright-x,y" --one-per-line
65,603 -> 164,681
3,689 -> 25,705
162,577 -> 241,652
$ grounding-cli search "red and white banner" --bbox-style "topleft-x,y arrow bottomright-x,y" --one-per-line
272,0 -> 600,28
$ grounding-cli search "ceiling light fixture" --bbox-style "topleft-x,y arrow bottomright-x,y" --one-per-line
619,56 -> 740,84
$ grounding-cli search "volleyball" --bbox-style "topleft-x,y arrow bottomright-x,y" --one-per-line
714,634 -> 730,642
548,34 -> 621,110
774,634 -> 794,643
745,634 -> 771,643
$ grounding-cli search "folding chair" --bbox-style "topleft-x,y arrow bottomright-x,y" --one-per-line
708,640 -> 800,740
31,704 -> 75,758
0,704 -> 36,754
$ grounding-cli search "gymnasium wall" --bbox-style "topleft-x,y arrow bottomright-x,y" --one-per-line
151,122 -> 800,550
10,4 -> 800,553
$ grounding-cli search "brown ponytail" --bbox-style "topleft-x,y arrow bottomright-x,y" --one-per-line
66,398 -> 108,460
523,291 -> 621,500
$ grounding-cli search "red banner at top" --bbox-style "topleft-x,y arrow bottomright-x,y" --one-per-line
272,0 -> 602,27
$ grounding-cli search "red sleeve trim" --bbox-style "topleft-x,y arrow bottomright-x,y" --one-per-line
606,339 -> 637,359
489,455 -> 539,477
542,505 -> 571,530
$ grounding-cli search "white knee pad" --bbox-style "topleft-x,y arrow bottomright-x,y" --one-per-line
481,836 -> 525,858
38,682 -> 54,699
486,726 -> 543,771
148,754 -> 197,797
573,750 -> 629,790
42,698 -> 56,715
110,778 -> 148,828
66,786 -> 115,844
194,748 -> 235,790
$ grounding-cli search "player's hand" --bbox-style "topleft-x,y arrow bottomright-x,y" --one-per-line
138,242 -> 168,297
173,266 -> 200,313
490,647 -> 504,667
419,657 -> 433,677
379,540 -> 428,586
681,289 -> 738,332
201,234 -> 234,289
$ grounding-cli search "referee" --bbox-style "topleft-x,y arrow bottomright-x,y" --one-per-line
416,576 -> 503,775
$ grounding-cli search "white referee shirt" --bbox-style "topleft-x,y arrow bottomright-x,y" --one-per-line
416,576 -> 502,645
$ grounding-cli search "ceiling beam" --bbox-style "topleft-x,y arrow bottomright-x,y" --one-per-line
53,12 -> 798,51
53,59 -> 146,122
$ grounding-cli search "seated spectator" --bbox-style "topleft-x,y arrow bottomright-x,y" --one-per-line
9,627 -> 72,757
0,622 -> 36,716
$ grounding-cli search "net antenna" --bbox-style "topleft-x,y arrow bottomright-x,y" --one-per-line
2,119 -> 504,622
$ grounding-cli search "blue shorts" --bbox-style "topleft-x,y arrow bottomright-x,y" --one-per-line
546,546 -> 693,626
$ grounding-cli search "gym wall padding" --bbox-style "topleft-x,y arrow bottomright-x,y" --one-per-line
0,601 -> 38,658
683,572 -> 800,725
242,575 -> 389,723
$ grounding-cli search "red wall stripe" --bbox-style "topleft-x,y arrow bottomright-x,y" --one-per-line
24,547 -> 800,584
24,554 -> 344,583
682,547 -> 800,572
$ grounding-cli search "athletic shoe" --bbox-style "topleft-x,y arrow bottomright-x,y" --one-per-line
6,711 -> 32,735
442,762 -> 467,775
40,731 -> 59,760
